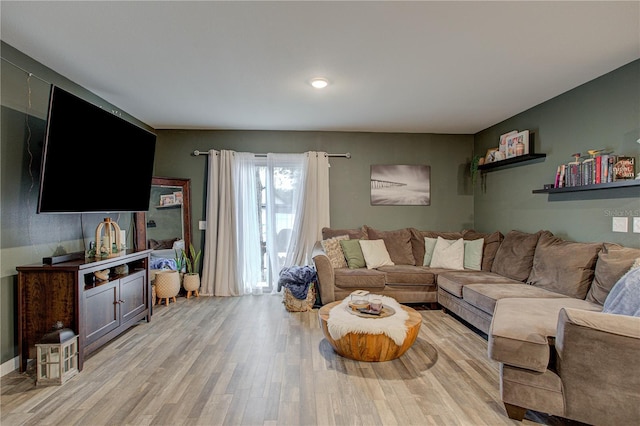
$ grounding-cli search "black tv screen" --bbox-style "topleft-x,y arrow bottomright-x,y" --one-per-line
38,86 -> 156,213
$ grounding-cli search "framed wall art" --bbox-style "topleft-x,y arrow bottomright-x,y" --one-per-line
370,164 -> 430,206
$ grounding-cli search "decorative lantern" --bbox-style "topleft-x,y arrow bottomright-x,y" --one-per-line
35,322 -> 78,386
94,217 -> 123,258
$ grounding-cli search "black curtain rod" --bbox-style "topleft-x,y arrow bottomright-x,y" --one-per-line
192,150 -> 351,159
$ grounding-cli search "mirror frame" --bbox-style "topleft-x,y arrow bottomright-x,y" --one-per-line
135,176 -> 192,252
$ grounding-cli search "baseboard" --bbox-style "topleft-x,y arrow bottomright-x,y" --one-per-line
1,356 -> 19,377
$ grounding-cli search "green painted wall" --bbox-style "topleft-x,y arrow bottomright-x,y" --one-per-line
154,130 -> 475,253
0,42 -> 151,365
474,60 -> 640,247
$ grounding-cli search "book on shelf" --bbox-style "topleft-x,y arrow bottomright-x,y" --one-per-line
613,156 -> 636,180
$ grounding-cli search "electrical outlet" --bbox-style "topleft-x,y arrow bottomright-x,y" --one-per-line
612,217 -> 628,233
633,217 -> 640,233
199,220 -> 207,230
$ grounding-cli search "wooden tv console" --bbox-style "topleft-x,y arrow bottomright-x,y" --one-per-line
17,249 -> 152,372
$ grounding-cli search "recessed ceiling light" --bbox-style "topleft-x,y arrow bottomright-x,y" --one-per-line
310,78 -> 329,89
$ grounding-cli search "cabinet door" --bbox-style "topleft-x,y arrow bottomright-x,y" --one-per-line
84,281 -> 119,345
120,271 -> 147,324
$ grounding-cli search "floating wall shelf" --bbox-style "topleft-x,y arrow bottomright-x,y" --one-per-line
478,153 -> 547,172
532,180 -> 640,194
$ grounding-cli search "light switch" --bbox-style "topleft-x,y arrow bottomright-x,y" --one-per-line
633,217 -> 640,233
612,217 -> 628,233
199,221 -> 207,230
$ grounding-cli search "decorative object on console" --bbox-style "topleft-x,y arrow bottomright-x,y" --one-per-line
93,269 -> 110,281
94,218 -> 122,259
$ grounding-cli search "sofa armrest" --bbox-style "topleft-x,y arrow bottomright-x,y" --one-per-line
312,241 -> 336,304
555,308 -> 640,424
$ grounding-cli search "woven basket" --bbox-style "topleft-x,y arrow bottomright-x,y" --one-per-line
154,270 -> 180,304
283,282 -> 316,312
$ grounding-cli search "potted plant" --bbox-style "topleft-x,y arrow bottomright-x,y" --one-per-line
182,244 -> 202,298
470,154 -> 483,185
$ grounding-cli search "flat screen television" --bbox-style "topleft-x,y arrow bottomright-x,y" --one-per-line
38,86 -> 156,213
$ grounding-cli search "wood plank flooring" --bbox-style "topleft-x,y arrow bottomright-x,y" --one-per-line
1,295 -> 582,425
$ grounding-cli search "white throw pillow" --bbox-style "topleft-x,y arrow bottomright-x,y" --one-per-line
430,237 -> 464,270
423,237 -> 438,266
463,238 -> 484,270
359,239 -> 395,269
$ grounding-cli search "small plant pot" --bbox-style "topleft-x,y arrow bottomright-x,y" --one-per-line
183,273 -> 200,299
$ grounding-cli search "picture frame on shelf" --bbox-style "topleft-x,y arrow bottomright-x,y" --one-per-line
173,191 -> 183,204
499,130 -> 517,156
160,194 -> 175,206
484,148 -> 499,163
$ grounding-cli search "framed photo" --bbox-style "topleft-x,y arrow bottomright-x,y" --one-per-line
499,130 -> 517,155
160,194 -> 175,206
506,130 -> 530,158
370,164 -> 430,206
484,148 -> 499,163
173,191 -> 183,204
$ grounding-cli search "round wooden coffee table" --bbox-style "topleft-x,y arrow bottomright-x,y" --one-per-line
318,300 -> 422,362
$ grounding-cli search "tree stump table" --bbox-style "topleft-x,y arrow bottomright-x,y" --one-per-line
318,300 -> 422,362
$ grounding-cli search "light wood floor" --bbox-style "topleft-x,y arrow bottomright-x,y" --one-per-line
2,295 -> 582,426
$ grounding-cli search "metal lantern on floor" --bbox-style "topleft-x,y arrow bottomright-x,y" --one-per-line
35,322 -> 78,386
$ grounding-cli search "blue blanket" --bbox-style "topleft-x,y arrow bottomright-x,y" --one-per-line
278,265 -> 317,299
150,258 -> 177,271
603,266 -> 640,317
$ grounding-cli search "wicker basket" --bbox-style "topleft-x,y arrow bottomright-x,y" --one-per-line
154,270 -> 180,305
283,282 -> 316,312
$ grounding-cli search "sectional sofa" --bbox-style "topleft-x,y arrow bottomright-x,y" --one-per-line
311,225 -> 640,424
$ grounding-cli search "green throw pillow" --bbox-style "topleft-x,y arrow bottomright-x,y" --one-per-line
463,238 -> 484,270
423,237 -> 438,266
340,239 -> 366,269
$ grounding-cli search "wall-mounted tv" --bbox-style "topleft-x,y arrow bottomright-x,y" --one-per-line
38,86 -> 156,213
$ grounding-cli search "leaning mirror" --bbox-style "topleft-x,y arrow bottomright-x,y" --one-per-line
135,177 -> 191,267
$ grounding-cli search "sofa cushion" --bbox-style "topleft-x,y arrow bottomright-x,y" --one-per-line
463,229 -> 504,271
320,235 -> 349,269
364,226 -> 415,265
410,229 -> 464,268
463,283 -> 569,315
602,264 -> 640,316
377,265 -> 437,285
359,239 -> 394,269
586,243 -> 640,305
322,226 -> 367,240
340,239 -> 366,269
430,237 -> 464,269
488,298 -> 602,373
491,230 -> 551,281
334,268 -> 386,289
437,270 -> 521,298
422,237 -> 438,266
527,234 -> 602,299
463,238 -> 484,271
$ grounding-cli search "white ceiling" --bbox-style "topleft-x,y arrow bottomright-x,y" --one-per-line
2,1 -> 639,134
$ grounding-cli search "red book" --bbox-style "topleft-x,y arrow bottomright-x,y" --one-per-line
595,156 -> 602,183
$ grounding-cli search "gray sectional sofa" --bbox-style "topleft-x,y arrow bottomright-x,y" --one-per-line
312,225 -> 640,424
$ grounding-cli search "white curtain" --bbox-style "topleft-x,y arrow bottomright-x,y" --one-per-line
233,153 -> 264,295
201,149 -> 331,296
201,150 -> 241,296
265,153 -> 306,287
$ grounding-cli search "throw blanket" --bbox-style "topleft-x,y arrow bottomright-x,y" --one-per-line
150,258 -> 177,271
278,265 -> 317,299
603,265 -> 640,317
327,295 -> 409,346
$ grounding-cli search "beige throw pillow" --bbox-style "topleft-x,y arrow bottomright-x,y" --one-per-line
359,239 -> 395,269
321,235 -> 349,268
429,237 -> 464,270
